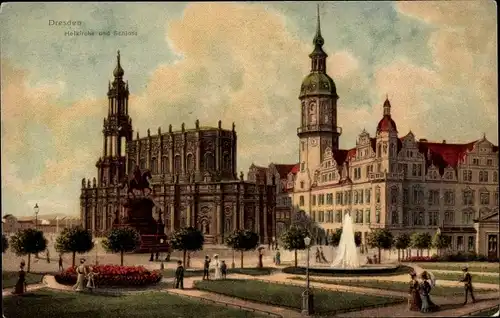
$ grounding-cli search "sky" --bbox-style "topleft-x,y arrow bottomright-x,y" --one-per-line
1,1 -> 497,217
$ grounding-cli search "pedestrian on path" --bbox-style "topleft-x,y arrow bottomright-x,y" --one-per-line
174,260 -> 184,289
315,247 -> 321,263
203,255 -> 211,280
13,261 -> 26,295
220,261 -> 227,279
408,271 -> 422,311
46,249 -> 50,263
58,254 -> 64,272
274,249 -> 281,266
460,266 -> 476,305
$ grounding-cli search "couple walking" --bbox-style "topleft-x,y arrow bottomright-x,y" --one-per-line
73,259 -> 97,292
203,254 -> 226,280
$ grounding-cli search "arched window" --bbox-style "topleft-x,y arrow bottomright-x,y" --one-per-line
204,152 -> 215,171
151,157 -> 158,174
161,156 -> 169,174
129,159 -> 136,173
140,158 -> 146,169
174,155 -> 181,173
391,187 -> 398,204
222,152 -> 231,171
186,153 -> 194,172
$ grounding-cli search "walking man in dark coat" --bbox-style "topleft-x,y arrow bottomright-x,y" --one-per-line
460,266 -> 476,305
203,255 -> 211,280
58,254 -> 64,272
175,260 -> 184,289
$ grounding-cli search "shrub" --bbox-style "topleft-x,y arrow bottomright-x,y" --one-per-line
225,229 -> 259,268
55,226 -> 94,267
401,256 -> 438,262
10,229 -> 47,272
54,264 -> 162,287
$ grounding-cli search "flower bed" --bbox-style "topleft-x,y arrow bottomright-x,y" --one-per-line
402,252 -> 499,263
55,264 -> 162,287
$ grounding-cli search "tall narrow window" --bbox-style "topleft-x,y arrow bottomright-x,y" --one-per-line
161,156 -> 169,174
222,152 -> 230,171
174,155 -> 181,172
120,136 -> 127,156
204,153 -> 215,171
186,154 -> 195,172
151,157 -> 158,174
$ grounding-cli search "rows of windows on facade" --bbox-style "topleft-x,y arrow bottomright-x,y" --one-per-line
248,7 -> 499,234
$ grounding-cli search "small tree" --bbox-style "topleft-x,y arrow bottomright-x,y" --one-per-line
103,227 -> 141,265
170,227 -> 204,267
55,226 -> 94,267
10,229 -> 47,272
226,229 -> 259,268
410,232 -> 432,257
367,229 -> 393,263
394,233 -> 411,262
432,232 -> 451,256
329,229 -> 362,247
2,234 -> 9,253
280,226 -> 309,267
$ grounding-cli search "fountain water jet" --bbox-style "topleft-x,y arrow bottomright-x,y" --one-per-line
331,212 -> 361,269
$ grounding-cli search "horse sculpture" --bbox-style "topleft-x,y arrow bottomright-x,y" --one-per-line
122,165 -> 153,197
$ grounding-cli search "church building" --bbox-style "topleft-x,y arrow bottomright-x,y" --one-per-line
80,51 -> 276,245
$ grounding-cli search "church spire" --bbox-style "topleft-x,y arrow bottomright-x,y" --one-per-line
113,50 -> 124,78
383,94 -> 391,116
309,4 -> 327,73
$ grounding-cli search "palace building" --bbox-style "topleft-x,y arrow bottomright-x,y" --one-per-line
248,10 -> 499,259
80,51 -> 276,245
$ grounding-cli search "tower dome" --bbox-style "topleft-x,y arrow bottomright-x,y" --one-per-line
113,50 -> 124,78
376,96 -> 398,133
299,5 -> 338,99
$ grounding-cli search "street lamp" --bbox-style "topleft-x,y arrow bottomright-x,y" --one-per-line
160,239 -> 165,270
302,236 -> 314,316
94,239 -> 99,265
34,203 -> 39,230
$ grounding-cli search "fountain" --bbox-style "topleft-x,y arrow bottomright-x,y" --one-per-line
330,213 -> 361,268
282,212 -> 404,276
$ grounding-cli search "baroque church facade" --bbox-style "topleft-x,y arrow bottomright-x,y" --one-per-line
80,51 -> 276,245
248,11 -> 499,259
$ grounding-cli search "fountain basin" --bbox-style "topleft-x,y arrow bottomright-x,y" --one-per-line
282,264 -> 406,276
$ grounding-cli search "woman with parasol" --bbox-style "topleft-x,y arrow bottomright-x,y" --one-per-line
408,271 -> 422,311
420,271 -> 439,312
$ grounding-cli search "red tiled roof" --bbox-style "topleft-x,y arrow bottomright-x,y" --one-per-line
418,140 -> 477,171
290,164 -> 300,174
274,164 -> 297,178
332,149 -> 349,166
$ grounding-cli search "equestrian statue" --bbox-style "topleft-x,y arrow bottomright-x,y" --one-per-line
122,165 -> 153,197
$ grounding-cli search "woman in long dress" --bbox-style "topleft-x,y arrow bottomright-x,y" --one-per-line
408,271 -> 422,311
213,254 -> 222,280
73,259 -> 88,292
13,261 -> 26,294
420,271 -> 439,312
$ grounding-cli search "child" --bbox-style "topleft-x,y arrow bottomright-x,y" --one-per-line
220,260 -> 227,279
86,266 -> 97,290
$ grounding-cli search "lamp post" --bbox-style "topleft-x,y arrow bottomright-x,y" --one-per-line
34,203 -> 39,230
34,203 -> 40,258
94,239 -> 99,265
160,239 -> 165,270
302,236 -> 314,316
231,249 -> 235,269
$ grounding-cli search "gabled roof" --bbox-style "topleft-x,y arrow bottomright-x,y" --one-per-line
273,164 -> 297,179
418,140 -> 477,172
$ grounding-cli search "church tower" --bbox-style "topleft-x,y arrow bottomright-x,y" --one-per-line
297,6 -> 341,180
96,50 -> 133,186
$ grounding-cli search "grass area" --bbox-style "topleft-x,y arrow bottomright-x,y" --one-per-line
433,272 -> 500,285
471,305 -> 499,317
282,265 -> 412,277
194,279 -> 405,314
2,271 -> 46,289
417,263 -> 500,273
2,288 -> 265,318
289,277 -> 495,297
161,267 -> 277,278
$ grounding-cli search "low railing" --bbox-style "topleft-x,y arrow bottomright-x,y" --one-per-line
368,172 -> 405,181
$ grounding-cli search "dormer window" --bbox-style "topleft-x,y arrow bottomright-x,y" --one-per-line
473,158 -> 479,165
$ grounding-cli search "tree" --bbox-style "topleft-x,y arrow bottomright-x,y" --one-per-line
2,234 -> 8,253
280,226 -> 310,267
226,229 -> 260,268
55,226 -> 94,267
170,227 -> 204,267
329,229 -> 362,247
410,232 -> 432,257
432,232 -> 451,256
394,233 -> 411,262
10,229 -> 47,272
103,226 -> 141,265
291,210 -> 322,244
367,229 -> 393,263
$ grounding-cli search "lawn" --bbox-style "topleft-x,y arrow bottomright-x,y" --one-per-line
432,272 -> 500,285
2,288 -> 265,318
417,263 -> 500,274
289,277 -> 495,297
194,279 -> 405,314
161,267 -> 277,278
282,265 -> 412,277
2,271 -> 46,289
471,305 -> 499,317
